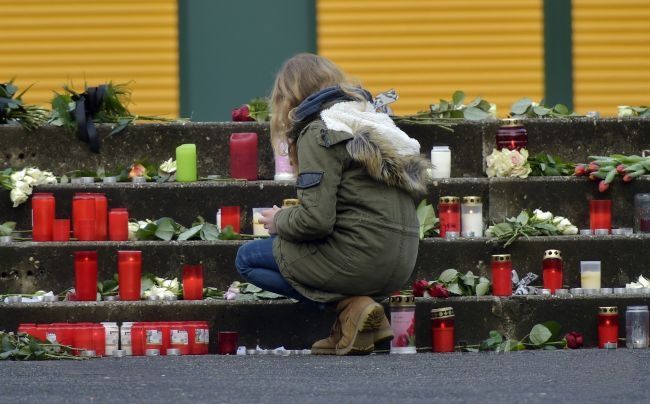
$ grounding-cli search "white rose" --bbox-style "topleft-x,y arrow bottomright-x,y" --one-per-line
128,222 -> 140,240
557,218 -> 572,230
159,158 -> 177,174
162,278 -> 180,294
533,209 -> 553,222
510,163 -> 532,178
488,103 -> 497,118
40,171 -> 58,185
562,225 -> 578,235
10,169 -> 26,182
552,216 -> 564,225
618,106 -> 635,117
638,275 -> 650,288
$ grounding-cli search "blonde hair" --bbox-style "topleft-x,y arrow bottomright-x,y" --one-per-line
270,53 -> 366,164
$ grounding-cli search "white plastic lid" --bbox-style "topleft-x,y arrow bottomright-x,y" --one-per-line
580,261 -> 601,272
626,305 -> 649,312
431,146 -> 450,152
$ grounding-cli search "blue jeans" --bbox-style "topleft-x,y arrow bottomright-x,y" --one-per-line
235,237 -> 306,302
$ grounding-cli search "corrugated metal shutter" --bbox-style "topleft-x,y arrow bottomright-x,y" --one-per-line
573,0 -> 650,116
0,0 -> 178,118
317,0 -> 544,116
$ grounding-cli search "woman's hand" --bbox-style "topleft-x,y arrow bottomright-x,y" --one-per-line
258,205 -> 281,235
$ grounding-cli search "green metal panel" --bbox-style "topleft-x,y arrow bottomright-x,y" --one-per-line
543,0 -> 573,110
179,0 -> 317,121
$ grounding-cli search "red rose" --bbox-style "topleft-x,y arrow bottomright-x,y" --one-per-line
428,283 -> 450,298
598,180 -> 610,193
231,105 -> 254,122
412,280 -> 430,297
565,331 -> 583,349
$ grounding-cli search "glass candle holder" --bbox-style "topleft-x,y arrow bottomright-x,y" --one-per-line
130,323 -> 145,356
108,208 -> 129,241
282,199 -> 300,208
74,251 -> 98,301
220,206 -> 241,233
230,133 -> 258,180
218,331 -> 239,355
461,196 -> 483,237
143,323 -> 164,353
274,141 -> 296,181
634,194 -> 650,233
389,295 -> 416,354
430,146 -> 451,178
118,251 -> 142,301
430,307 -> 455,353
589,200 -> 612,233
252,208 -> 271,237
491,254 -> 513,296
73,323 -> 95,354
182,264 -> 204,300
626,305 -> 649,349
188,321 -> 210,355
93,194 -> 108,241
52,219 -> 71,242
31,193 -> 55,242
176,143 -> 198,182
73,194 -> 96,240
496,122 -> 528,151
580,261 -> 601,289
542,249 -> 563,294
438,196 -> 460,238
598,306 -> 619,348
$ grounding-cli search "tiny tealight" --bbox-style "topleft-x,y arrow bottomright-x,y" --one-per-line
80,350 -> 96,357
0,235 -> 13,243
145,349 -> 160,356
42,295 -> 58,302
71,177 -> 83,184
246,349 -> 256,355
445,231 -> 460,240
613,288 -> 627,295
540,289 -> 552,296
236,346 -> 247,356
102,176 -> 118,184
626,288 -> 640,295
600,288 -> 613,295
461,231 -> 476,238
583,288 -> 599,296
103,295 -> 120,301
163,295 -> 178,301
81,177 -> 95,184
146,295 -> 160,301
621,228 -> 634,236
166,348 -> 182,356
555,289 -> 569,296
132,176 -> 147,184
301,349 -> 311,355
6,295 -> 22,303
586,111 -> 601,119
603,342 -> 617,349
112,349 -> 126,358
594,229 -> 609,236
611,228 -> 625,235
570,288 -> 584,295
640,288 -> 650,294
579,229 -> 593,236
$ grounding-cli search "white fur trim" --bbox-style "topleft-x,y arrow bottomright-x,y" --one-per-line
320,101 -> 421,155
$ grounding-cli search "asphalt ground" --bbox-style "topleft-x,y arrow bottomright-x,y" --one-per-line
1,350 -> 649,403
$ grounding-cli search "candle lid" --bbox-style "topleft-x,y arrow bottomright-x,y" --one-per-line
430,307 -> 454,319
439,196 -> 460,204
461,196 -> 482,204
431,146 -> 450,152
491,254 -> 511,262
543,249 -> 562,260
389,295 -> 416,306
145,348 -> 160,356
498,118 -> 524,127
166,348 -> 182,356
598,306 -> 618,315
282,199 -> 300,207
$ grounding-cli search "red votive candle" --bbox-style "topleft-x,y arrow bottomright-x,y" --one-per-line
73,194 -> 96,240
92,324 -> 106,356
32,193 -> 55,241
169,322 -> 191,355
73,323 -> 95,354
431,307 -> 455,353
590,199 -> 612,233
496,123 -> 528,151
188,321 -> 210,355
108,208 -> 129,241
542,249 -> 563,294
221,206 -> 241,233
218,331 -> 239,355
182,264 -> 204,300
598,306 -> 619,348
131,323 -> 145,356
491,254 -> 513,296
74,251 -> 98,301
93,194 -> 108,241
438,196 -> 461,238
118,250 -> 142,301
52,219 -> 71,242
230,132 -> 258,180
143,323 -> 164,353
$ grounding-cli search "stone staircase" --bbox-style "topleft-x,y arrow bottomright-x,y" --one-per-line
1,119 -> 649,352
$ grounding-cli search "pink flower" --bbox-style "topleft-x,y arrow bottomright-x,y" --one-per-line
231,105 -> 254,122
565,332 -> 583,349
412,280 -> 430,297
428,283 -> 450,298
598,180 -> 610,193
129,163 -> 147,179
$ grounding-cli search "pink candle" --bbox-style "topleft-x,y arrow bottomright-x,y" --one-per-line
230,133 -> 258,180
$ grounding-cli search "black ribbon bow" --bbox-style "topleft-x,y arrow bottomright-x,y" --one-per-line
72,85 -> 106,153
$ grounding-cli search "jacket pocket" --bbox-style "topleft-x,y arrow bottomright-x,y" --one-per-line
296,171 -> 323,207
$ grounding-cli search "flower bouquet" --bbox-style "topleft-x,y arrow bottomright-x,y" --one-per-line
486,209 -> 578,246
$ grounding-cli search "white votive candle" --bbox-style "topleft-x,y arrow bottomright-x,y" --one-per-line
580,261 -> 601,289
430,146 -> 451,178
252,208 -> 271,236
461,196 -> 483,237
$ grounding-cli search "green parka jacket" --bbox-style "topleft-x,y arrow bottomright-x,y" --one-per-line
272,102 -> 429,303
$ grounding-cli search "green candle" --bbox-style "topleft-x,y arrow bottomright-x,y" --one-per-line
176,144 -> 197,182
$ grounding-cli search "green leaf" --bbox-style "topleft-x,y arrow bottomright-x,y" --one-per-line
542,321 -> 562,341
532,105 -> 551,116
476,281 -> 490,296
218,225 -> 240,240
135,222 -> 158,241
0,221 -> 16,237
464,107 -> 491,120
511,98 -> 533,115
255,290 -> 283,299
438,269 -> 459,283
529,324 -> 552,346
554,104 -> 569,115
516,211 -> 529,225
200,222 -> 220,240
446,283 -> 463,295
500,339 -> 525,352
452,90 -> 465,106
178,224 -> 203,241
243,283 -> 263,293
154,217 -> 176,241
466,97 -> 481,108
416,200 -> 438,239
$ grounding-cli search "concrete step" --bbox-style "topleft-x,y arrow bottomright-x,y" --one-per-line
2,119 -> 649,179
2,236 -> 649,294
1,295 -> 648,351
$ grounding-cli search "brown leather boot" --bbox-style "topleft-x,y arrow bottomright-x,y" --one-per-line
373,314 -> 394,345
311,316 -> 340,355
335,296 -> 385,356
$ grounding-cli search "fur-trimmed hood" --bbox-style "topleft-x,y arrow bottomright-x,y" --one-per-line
320,101 -> 430,197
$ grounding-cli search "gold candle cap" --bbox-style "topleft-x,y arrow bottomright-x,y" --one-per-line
492,254 -> 511,262
499,118 -> 524,127
389,295 -> 416,306
599,306 -> 618,315
431,307 -> 454,319
462,196 -> 482,204
543,249 -> 562,260
282,199 -> 300,208
439,196 -> 460,204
